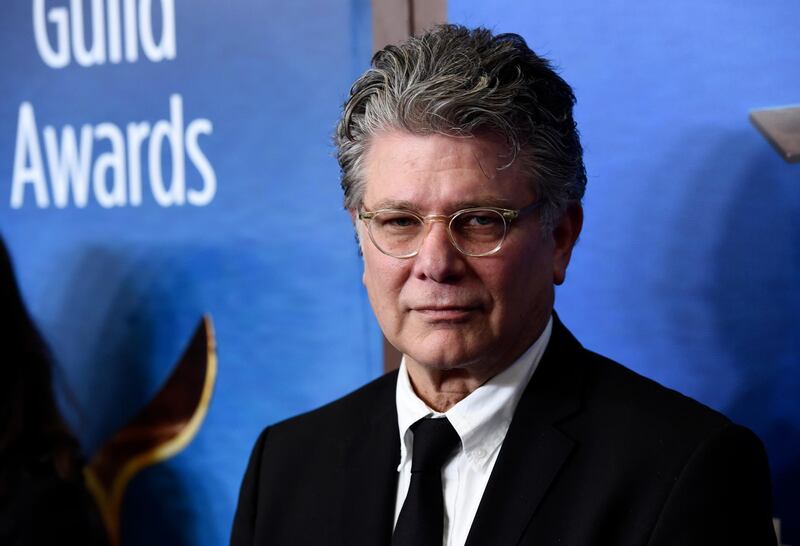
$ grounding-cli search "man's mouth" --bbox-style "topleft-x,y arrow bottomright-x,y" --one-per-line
412,305 -> 480,321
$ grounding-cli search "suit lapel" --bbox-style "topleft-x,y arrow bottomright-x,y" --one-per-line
465,317 -> 585,546
337,372 -> 400,546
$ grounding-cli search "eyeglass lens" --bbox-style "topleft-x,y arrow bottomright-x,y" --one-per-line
367,209 -> 507,257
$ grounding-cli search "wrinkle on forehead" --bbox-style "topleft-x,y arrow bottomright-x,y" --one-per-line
362,130 -> 531,214
366,131 -> 513,179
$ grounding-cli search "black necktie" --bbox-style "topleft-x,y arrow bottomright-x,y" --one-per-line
391,417 -> 461,546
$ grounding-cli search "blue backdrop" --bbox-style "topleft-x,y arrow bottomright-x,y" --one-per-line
0,1 -> 377,544
451,0 -> 800,539
3,0 -> 799,543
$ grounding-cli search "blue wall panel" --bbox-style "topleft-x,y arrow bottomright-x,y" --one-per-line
0,1 -> 377,543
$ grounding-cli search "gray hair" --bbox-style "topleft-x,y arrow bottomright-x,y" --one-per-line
335,24 -> 586,231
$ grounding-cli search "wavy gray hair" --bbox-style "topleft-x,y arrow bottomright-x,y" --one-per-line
335,24 -> 586,231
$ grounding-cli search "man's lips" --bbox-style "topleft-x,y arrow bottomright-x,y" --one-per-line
411,305 -> 481,320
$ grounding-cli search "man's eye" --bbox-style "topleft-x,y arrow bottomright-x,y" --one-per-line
390,217 -> 416,227
377,213 -> 420,229
460,213 -> 502,228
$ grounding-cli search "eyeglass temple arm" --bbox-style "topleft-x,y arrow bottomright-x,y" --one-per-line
504,200 -> 543,221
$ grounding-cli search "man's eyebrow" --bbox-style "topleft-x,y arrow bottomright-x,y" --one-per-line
451,196 -> 516,209
365,197 -> 518,212
366,199 -> 419,211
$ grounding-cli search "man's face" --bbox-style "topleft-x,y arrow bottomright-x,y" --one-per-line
358,130 -> 580,375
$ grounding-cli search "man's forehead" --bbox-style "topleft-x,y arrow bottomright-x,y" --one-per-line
361,131 -> 532,211
365,130 -> 511,172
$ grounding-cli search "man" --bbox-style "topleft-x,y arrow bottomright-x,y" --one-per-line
231,25 -> 777,546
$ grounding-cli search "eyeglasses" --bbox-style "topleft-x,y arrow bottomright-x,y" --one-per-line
358,201 -> 541,258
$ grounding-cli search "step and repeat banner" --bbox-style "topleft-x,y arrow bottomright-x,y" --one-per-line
0,1 -> 377,544
451,0 -> 800,540
3,0 -> 799,543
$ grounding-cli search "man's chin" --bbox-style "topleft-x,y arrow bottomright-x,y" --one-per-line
402,340 -> 487,372
390,320 -> 496,366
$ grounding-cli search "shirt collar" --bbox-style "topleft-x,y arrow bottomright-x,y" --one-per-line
395,316 -> 553,471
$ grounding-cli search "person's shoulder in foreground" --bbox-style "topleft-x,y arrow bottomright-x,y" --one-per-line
231,22 -> 777,546
230,369 -> 399,546
531,318 -> 776,546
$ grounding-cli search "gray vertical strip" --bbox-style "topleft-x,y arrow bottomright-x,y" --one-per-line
371,0 -> 446,51
371,0 -> 411,52
411,0 -> 447,35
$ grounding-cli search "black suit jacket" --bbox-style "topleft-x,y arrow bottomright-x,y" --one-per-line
231,317 -> 777,545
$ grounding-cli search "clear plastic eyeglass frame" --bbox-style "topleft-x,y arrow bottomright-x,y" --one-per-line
358,200 -> 542,259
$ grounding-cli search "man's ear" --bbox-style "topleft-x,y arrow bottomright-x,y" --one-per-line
552,203 -> 583,285
348,208 -> 367,280
349,209 -> 363,242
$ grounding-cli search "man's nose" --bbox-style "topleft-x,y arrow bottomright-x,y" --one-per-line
411,220 -> 466,282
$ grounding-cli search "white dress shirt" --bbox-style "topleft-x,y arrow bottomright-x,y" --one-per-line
393,316 -> 553,546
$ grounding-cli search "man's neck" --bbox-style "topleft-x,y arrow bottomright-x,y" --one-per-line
402,315 -> 554,412
404,364 -> 487,412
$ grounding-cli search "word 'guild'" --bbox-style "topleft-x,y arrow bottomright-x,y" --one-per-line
34,0 -> 176,68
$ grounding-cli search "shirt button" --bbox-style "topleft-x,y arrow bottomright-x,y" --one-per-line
474,448 -> 486,459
